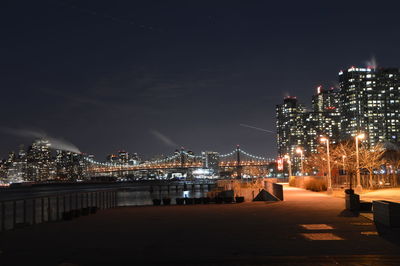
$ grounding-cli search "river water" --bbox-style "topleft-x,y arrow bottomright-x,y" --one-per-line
117,186 -> 211,206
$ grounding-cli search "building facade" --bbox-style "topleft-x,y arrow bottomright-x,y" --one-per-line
339,67 -> 400,145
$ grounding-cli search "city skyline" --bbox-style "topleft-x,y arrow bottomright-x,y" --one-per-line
2,1 -> 400,158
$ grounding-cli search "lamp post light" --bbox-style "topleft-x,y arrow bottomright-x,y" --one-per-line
355,133 -> 365,193
296,148 -> 304,176
320,137 -> 332,194
284,154 -> 292,179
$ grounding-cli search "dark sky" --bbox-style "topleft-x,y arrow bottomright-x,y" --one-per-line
2,0 -> 400,160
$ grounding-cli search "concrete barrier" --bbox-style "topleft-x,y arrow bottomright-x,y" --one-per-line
265,181 -> 284,201
373,200 -> 400,227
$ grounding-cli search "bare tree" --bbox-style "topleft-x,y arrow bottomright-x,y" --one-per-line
304,146 -> 329,176
383,145 -> 400,186
358,143 -> 385,188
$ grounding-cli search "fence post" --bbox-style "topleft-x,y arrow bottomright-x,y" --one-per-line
70,193 -> 73,211
1,202 -> 5,231
56,195 -> 60,220
23,199 -> 27,225
63,195 -> 66,214
32,199 -> 36,225
47,197 -> 51,222
13,200 -> 17,229
41,198 -> 45,223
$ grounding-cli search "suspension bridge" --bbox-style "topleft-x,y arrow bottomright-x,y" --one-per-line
84,146 -> 276,174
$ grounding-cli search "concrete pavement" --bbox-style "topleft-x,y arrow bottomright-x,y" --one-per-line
1,186 -> 400,265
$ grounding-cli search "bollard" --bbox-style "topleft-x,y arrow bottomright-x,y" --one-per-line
86,193 -> 89,208
75,193 -> 79,210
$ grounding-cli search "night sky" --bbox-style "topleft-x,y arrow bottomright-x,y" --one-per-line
2,0 -> 400,160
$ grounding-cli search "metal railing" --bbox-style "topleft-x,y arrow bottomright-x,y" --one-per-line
0,190 -> 117,232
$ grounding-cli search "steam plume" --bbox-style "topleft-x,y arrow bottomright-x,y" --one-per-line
0,127 -> 81,154
366,56 -> 377,69
150,130 -> 177,147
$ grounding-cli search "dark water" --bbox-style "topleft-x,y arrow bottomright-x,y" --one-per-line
117,186 -> 211,206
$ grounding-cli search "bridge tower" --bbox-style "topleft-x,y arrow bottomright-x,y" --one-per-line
236,145 -> 242,179
180,147 -> 185,168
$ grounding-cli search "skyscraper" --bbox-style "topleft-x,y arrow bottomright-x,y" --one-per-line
26,139 -> 55,181
339,67 -> 400,145
311,86 -> 341,144
202,151 -> 220,174
276,97 -> 307,156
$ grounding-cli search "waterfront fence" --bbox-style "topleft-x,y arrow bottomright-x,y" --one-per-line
0,190 -> 117,232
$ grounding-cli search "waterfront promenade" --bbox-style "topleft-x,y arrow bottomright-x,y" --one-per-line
1,186 -> 400,265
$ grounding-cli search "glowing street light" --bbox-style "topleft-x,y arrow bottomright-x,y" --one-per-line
284,154 -> 292,178
320,137 -> 332,194
355,133 -> 365,193
296,147 -> 304,175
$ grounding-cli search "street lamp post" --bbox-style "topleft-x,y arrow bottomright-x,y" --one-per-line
296,148 -> 304,176
284,154 -> 292,179
355,133 -> 365,193
320,137 -> 332,194
342,155 -> 350,189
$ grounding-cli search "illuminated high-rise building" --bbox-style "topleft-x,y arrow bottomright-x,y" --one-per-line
202,151 -> 220,174
26,139 -> 55,181
310,86 -> 341,145
339,67 -> 400,145
276,97 -> 308,155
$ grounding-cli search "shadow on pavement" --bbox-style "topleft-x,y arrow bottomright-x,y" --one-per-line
337,209 -> 359,217
375,223 -> 400,247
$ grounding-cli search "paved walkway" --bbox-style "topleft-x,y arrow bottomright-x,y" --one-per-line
360,188 -> 400,203
1,186 -> 400,265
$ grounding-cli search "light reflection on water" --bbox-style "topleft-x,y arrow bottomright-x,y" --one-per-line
117,188 -> 210,206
